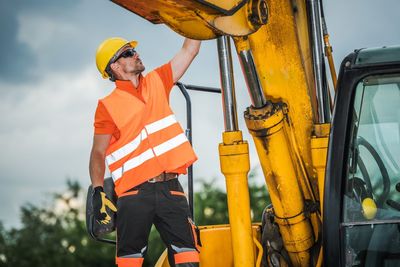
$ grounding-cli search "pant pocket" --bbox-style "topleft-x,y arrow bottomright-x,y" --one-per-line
188,217 -> 202,252
118,189 -> 139,198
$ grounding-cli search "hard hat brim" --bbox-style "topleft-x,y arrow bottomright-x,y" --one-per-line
128,40 -> 138,48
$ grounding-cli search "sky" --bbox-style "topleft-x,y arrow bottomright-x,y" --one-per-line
1,0 -> 399,229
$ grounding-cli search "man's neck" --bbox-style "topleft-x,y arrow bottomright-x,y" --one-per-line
119,73 -> 141,88
129,74 -> 141,88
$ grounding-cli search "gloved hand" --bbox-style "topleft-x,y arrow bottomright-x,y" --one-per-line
92,186 -> 117,225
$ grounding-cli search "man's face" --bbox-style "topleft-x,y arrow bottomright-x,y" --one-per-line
114,45 -> 145,75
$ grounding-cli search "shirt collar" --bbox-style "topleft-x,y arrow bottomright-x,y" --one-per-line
115,75 -> 143,92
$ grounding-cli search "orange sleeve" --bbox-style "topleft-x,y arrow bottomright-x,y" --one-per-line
93,101 -> 117,135
154,62 -> 174,98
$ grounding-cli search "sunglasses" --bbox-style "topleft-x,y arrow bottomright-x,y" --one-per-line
115,48 -> 137,61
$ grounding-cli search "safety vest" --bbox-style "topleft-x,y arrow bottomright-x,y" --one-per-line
100,71 -> 197,196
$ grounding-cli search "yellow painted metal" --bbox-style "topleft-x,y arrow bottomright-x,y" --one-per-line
244,0 -> 315,181
112,0 -> 264,38
219,131 -> 255,267
316,246 -> 323,267
239,3 -> 324,264
287,113 -> 322,243
311,124 -> 330,214
292,0 -> 318,122
111,0 -> 217,39
207,6 -> 257,36
200,0 -> 244,11
253,237 -> 263,267
158,10 -> 218,40
155,224 -> 262,267
245,105 -> 314,266
155,250 -> 169,267
324,34 -> 338,90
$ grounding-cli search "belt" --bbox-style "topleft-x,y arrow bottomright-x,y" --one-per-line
147,172 -> 178,183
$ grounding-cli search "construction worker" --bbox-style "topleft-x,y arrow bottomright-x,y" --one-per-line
90,37 -> 201,267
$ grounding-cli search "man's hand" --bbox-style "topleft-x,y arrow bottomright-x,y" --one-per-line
92,186 -> 117,225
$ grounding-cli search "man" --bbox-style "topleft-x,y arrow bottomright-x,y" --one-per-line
90,37 -> 201,267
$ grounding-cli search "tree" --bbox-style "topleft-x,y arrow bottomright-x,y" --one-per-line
0,180 -> 115,267
194,170 -> 270,226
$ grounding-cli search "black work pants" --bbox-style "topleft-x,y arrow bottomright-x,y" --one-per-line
116,178 -> 200,267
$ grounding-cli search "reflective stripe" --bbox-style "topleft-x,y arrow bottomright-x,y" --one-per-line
112,149 -> 154,181
111,133 -> 189,181
174,251 -> 200,264
171,245 -> 197,253
106,115 -> 177,165
106,129 -> 147,165
153,133 -> 188,156
145,114 -> 177,134
116,257 -> 144,267
111,168 -> 123,181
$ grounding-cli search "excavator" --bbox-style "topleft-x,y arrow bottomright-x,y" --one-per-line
88,0 -> 400,266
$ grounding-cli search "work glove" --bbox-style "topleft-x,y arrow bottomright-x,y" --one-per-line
92,186 -> 117,225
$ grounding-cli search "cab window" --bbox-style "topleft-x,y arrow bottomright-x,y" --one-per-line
342,73 -> 400,266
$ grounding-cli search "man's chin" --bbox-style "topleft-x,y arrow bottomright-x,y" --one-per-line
132,66 -> 145,75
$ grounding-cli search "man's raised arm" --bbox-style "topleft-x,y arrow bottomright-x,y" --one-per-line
171,38 -> 201,83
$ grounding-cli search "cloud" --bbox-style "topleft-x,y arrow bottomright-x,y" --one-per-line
0,2 -> 36,82
323,0 -> 400,66
0,66 -> 103,228
0,0 -> 82,83
1,0 -> 179,86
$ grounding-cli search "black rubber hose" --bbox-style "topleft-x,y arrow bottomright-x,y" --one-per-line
357,156 -> 373,196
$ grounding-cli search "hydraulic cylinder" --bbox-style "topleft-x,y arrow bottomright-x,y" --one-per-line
245,104 -> 314,266
219,131 -> 255,267
217,35 -> 255,267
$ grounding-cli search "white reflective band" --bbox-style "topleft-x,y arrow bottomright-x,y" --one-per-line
106,115 -> 177,165
111,133 -> 189,181
111,168 -> 122,181
145,114 -> 177,134
106,129 -> 148,165
153,133 -> 188,156
112,149 -> 155,181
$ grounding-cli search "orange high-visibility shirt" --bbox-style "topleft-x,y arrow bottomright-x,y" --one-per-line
93,62 -> 197,195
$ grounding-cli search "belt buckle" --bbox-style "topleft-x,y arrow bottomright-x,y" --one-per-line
148,178 -> 157,183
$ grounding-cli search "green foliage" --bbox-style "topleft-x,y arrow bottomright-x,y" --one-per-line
194,170 -> 270,226
0,180 -> 115,267
143,227 -> 166,266
0,173 -> 270,267
194,179 -> 230,225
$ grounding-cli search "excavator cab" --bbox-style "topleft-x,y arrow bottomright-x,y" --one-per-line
324,46 -> 400,266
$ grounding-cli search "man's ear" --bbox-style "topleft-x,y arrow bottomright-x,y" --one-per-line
110,62 -> 119,72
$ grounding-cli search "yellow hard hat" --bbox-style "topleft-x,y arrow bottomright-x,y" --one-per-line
95,37 -> 138,79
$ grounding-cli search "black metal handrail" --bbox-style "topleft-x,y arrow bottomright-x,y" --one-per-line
175,82 -> 221,220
